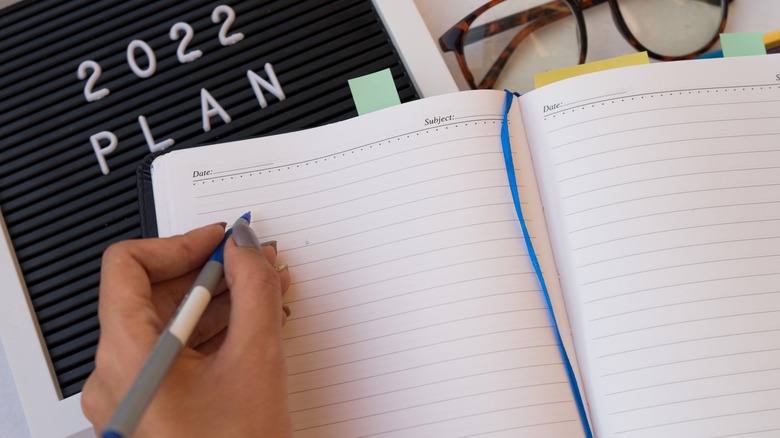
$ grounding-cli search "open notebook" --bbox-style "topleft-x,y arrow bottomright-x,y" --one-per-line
150,55 -> 780,437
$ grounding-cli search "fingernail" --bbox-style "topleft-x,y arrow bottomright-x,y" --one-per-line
282,305 -> 291,317
232,223 -> 260,250
274,263 -> 289,273
261,240 -> 278,254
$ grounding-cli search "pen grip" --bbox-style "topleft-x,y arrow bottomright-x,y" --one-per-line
103,331 -> 182,438
167,261 -> 223,342
102,261 -> 223,438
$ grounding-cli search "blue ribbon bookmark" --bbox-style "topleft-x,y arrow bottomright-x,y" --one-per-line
500,90 -> 593,438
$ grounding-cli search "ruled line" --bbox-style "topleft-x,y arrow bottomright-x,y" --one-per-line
199,163 -> 508,214
285,290 -> 543,341
459,420 -> 579,437
609,387 -> 780,415
204,130 -> 501,180
605,366 -> 780,396
197,136 -> 517,191
282,213 -> 517,253
591,310 -> 780,341
574,218 -> 780,252
258,193 -> 511,240
547,99 -> 780,134
584,271 -> 780,304
291,227 -> 519,270
553,132 -> 780,167
551,115 -> 780,150
290,367 -> 565,413
565,183 -> 780,217
614,407 -> 780,435
570,200 -> 780,234
256,194 -> 512,240
562,166 -> 780,200
577,236 -> 780,269
588,290 -> 780,322
285,308 -> 547,359
558,150 -> 780,184
581,253 -> 780,287
255,173 -> 510,224
289,347 -> 559,396
602,348 -> 780,378
289,272 -> 536,321
359,403 -> 575,437
596,329 -> 780,359
543,84 -> 780,117
711,427 -> 780,437
290,237 -> 522,286
295,397 -> 573,433
286,254 -> 534,304
287,326 -> 554,377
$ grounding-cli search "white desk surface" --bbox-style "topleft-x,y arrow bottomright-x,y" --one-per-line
1,1 -> 778,436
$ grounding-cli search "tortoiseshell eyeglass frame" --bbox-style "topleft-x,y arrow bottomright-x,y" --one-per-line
439,0 -> 730,90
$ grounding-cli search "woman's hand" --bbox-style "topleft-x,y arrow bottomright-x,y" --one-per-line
81,222 -> 292,437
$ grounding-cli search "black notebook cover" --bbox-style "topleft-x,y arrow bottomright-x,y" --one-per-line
0,0 -> 418,398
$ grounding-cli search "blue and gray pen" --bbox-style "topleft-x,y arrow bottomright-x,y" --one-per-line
102,212 -> 251,438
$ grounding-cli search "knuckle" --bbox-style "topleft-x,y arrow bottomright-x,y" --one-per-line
80,375 -> 99,421
243,263 -> 281,290
101,241 -> 131,264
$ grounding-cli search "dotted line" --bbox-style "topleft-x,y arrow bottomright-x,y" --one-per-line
565,91 -> 627,107
192,120 -> 501,184
544,84 -> 780,121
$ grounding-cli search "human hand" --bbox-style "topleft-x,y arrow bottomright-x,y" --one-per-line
81,222 -> 292,437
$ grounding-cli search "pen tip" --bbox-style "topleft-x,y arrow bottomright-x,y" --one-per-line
240,211 -> 251,223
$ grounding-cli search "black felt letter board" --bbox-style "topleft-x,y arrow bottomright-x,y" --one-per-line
0,0 -> 417,398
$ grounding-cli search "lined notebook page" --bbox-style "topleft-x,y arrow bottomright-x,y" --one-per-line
152,90 -> 585,437
522,55 -> 780,436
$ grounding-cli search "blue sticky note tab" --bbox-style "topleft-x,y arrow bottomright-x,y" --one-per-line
348,69 -> 401,115
697,49 -> 723,59
720,32 -> 767,57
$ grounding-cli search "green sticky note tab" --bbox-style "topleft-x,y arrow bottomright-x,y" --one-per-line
348,69 -> 401,115
720,32 -> 767,57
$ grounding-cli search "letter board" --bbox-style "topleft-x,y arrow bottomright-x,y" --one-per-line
0,0 -> 418,398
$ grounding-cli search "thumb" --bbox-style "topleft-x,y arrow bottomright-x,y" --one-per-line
220,223 -> 284,358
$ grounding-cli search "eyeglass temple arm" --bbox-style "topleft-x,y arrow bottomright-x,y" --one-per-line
465,1 -> 561,47
457,0 -> 606,48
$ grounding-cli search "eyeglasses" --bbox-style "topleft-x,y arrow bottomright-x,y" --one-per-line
439,0 -> 729,93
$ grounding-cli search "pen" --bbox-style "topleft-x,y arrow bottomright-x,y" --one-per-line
101,212 -> 251,438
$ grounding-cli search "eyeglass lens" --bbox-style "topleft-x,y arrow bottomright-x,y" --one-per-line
616,0 -> 724,57
464,0 -> 580,94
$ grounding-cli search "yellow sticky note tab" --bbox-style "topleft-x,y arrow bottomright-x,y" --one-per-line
348,69 -> 401,116
720,32 -> 767,57
534,52 -> 649,89
762,30 -> 780,51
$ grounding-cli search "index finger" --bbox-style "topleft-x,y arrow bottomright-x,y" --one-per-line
98,223 -> 225,337
102,223 -> 226,284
